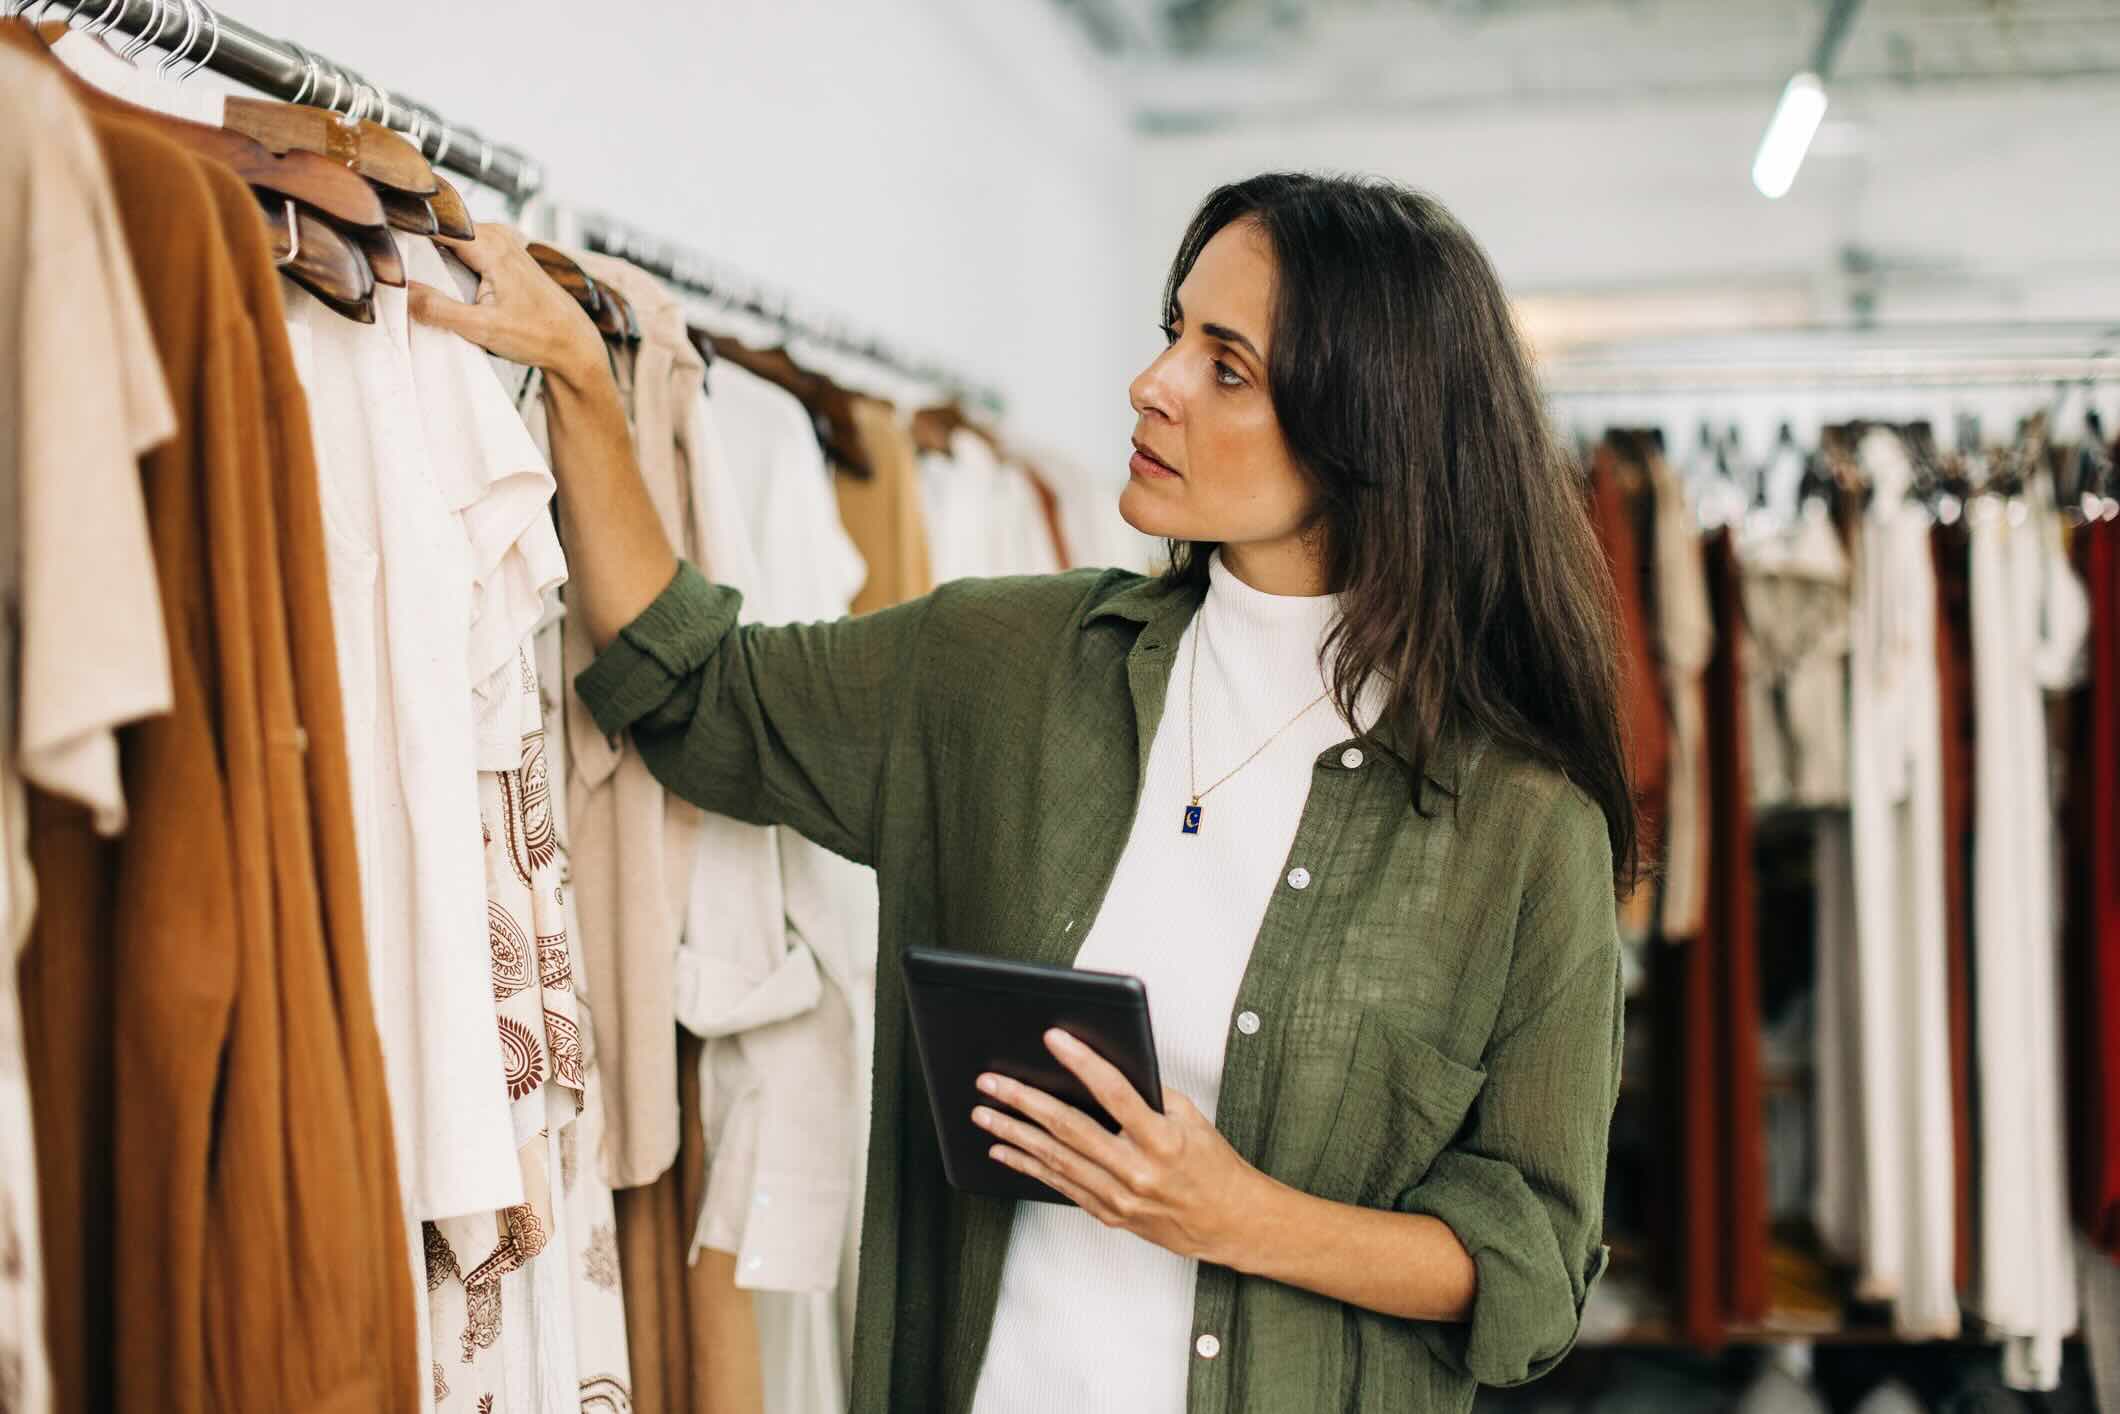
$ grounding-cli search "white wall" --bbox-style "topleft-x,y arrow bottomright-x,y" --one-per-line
192,5 -> 2120,561
225,0 -> 1146,492
1131,77 -> 2120,343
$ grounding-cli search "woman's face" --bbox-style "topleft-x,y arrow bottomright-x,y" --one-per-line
1122,220 -> 1321,585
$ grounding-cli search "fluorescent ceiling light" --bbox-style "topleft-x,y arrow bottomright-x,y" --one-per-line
1752,71 -> 1829,200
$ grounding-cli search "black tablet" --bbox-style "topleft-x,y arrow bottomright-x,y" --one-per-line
903,946 -> 1163,1206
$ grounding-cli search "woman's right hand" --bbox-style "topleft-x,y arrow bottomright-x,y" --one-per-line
410,223 -> 678,650
408,223 -> 609,390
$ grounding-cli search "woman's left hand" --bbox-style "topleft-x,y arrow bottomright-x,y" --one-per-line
973,1029 -> 1266,1269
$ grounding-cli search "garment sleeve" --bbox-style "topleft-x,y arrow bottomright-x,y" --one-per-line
573,560 -> 934,868
1394,785 -> 1623,1388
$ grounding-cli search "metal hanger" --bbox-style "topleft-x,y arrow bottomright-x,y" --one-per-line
153,0 -> 198,77
270,196 -> 300,269
173,0 -> 217,80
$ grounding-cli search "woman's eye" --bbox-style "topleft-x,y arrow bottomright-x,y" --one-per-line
1214,359 -> 1244,388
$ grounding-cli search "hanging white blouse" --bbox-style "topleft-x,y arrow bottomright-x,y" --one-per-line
1967,481 -> 2088,1390
286,234 -> 561,1227
706,355 -> 879,1414
1843,429 -> 1958,1338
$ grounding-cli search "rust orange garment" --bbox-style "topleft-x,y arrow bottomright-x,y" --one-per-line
5,25 -> 413,1410
835,397 -> 934,613
195,151 -> 418,1414
615,1029 -> 765,1414
1588,443 -> 1671,870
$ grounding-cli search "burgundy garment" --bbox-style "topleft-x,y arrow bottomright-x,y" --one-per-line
2067,520 -> 2120,1256
1704,530 -> 1769,1325
1931,522 -> 1977,1295
1656,529 -> 1769,1347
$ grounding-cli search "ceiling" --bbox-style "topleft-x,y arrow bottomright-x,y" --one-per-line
1050,0 -> 2120,130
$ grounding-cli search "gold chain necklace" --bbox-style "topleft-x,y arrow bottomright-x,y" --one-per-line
1183,610 -> 1332,836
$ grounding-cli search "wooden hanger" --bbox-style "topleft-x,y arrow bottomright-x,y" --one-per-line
20,20 -> 387,233
424,175 -> 476,241
709,333 -> 871,479
222,94 -> 438,196
346,224 -> 405,288
378,188 -> 439,237
910,405 -> 962,456
258,193 -> 377,323
600,284 -> 640,345
10,19 -> 387,321
526,243 -> 624,338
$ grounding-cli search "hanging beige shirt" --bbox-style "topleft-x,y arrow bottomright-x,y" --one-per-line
1647,449 -> 1714,939
558,251 -> 789,1191
1741,504 -> 1851,811
0,51 -> 177,1414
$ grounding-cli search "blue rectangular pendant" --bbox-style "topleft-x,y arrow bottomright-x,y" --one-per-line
1182,803 -> 1202,835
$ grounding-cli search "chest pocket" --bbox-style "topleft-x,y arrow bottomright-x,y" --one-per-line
1308,1010 -> 1486,1208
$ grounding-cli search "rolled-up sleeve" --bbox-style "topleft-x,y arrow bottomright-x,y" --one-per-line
574,559 -> 934,866
1395,786 -> 1624,1387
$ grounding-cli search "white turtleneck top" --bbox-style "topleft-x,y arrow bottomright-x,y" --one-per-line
970,549 -> 1383,1414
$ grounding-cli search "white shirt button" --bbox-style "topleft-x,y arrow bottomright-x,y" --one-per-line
1195,1333 -> 1221,1360
745,1256 -> 763,1273
754,1191 -> 771,1208
1235,1010 -> 1260,1036
1286,867 -> 1312,891
1341,747 -> 1364,769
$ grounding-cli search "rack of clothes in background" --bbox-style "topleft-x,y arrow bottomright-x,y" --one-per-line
1526,339 -> 2120,1413
0,4 -> 1086,1413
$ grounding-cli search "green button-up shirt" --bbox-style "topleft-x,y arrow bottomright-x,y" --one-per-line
576,561 -> 1621,1414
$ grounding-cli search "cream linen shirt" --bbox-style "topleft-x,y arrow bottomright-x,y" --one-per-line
287,234 -> 562,1225
0,52 -> 180,1414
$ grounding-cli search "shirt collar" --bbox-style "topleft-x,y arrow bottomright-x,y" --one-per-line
1080,572 -> 1481,797
1078,572 -> 1194,630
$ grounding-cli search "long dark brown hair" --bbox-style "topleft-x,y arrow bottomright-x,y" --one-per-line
1160,172 -> 1638,887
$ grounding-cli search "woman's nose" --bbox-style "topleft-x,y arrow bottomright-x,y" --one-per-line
1129,348 -> 1179,423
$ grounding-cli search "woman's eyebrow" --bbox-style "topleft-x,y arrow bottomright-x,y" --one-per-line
1201,322 -> 1264,365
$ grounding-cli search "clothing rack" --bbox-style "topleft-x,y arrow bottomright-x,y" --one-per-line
31,3 -> 1011,419
576,211 -> 1008,419
1540,323 -> 2120,396
15,0 -> 543,202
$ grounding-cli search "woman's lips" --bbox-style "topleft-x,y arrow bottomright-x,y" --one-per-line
1130,444 -> 1180,480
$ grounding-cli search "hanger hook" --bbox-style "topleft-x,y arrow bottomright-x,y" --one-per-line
120,0 -> 170,62
157,0 -> 200,77
432,117 -> 455,165
81,0 -> 121,33
298,47 -> 325,109
272,198 -> 300,269
182,0 -> 220,82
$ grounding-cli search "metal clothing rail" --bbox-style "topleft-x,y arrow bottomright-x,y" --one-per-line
1542,355 -> 2120,395
25,1 -> 1009,417
1540,323 -> 2120,396
16,0 -> 543,202
576,211 -> 1007,418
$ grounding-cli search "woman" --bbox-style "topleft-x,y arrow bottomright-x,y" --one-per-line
410,172 -> 1629,1414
